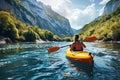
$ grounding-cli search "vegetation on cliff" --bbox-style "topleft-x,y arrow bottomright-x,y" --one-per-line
0,11 -> 61,42
79,6 -> 120,41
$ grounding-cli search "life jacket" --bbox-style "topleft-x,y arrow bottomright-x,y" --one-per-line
71,42 -> 84,51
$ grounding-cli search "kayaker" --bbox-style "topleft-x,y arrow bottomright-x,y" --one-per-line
70,35 -> 86,51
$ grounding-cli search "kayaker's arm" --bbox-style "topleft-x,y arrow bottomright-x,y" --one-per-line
48,36 -> 97,53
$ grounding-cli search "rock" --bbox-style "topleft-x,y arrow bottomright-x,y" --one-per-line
0,0 -> 74,37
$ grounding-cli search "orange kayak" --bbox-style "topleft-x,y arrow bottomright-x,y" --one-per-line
66,48 -> 93,66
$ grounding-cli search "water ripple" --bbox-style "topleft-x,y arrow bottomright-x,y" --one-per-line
0,42 -> 120,80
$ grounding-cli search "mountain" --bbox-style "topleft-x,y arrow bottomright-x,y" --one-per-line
0,11 -> 63,42
72,28 -> 81,35
102,0 -> 120,15
94,16 -> 101,21
0,0 -> 73,37
79,6 -> 120,41
95,0 -> 120,21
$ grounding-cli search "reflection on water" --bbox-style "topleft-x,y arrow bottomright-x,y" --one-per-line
0,42 -> 120,80
66,57 -> 94,77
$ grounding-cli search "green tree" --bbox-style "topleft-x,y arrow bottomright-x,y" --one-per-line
24,28 -> 40,42
0,11 -> 19,41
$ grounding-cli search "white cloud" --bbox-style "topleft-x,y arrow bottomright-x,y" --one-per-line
69,4 -> 96,29
99,0 -> 110,5
37,0 -> 96,29
84,4 -> 95,18
90,0 -> 94,2
37,0 -> 72,18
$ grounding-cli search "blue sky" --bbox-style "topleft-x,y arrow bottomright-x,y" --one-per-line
37,0 -> 110,29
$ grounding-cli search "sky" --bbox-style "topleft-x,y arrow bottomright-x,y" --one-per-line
37,0 -> 110,29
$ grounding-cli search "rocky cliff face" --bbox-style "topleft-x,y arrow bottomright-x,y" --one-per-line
102,0 -> 120,15
79,6 -> 120,41
0,0 -> 73,37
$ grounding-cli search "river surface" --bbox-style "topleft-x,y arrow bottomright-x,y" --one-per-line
0,42 -> 120,80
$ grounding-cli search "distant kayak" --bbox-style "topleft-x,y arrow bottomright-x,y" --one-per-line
66,49 -> 93,66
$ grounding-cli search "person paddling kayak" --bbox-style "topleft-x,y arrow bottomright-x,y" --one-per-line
70,35 -> 86,51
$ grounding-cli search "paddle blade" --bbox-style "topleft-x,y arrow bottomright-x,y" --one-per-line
85,36 -> 97,42
48,46 -> 60,53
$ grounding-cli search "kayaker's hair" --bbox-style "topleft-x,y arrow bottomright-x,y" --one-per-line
75,35 -> 79,41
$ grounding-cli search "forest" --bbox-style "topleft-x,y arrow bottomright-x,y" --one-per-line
79,6 -> 120,41
0,11 -> 70,43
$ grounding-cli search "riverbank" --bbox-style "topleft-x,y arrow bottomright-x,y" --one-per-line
0,40 -> 6,44
0,36 -> 6,44
0,39 -> 51,44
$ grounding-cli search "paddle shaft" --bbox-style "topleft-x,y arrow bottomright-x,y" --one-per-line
60,44 -> 71,48
48,36 -> 97,53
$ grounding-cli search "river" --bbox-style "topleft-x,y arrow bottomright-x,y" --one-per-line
0,42 -> 120,80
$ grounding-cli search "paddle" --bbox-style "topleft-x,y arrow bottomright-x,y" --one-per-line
48,36 -> 97,53
48,44 -> 70,53
85,36 -> 97,42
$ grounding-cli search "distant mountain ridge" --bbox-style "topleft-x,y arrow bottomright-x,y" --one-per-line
95,0 -> 120,21
79,0 -> 120,41
72,28 -> 81,35
102,0 -> 120,15
0,0 -> 74,37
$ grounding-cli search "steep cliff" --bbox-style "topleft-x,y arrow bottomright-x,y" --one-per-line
102,0 -> 120,15
0,0 -> 73,37
79,6 -> 120,41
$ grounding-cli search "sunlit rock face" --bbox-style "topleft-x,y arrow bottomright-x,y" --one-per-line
102,0 -> 120,15
0,0 -> 74,37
